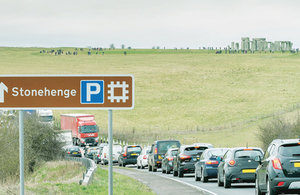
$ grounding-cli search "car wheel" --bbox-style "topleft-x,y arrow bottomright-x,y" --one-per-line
195,171 -> 200,181
152,166 -> 157,172
178,169 -> 184,177
137,164 -> 140,169
255,176 -> 263,195
173,168 -> 178,176
166,167 -> 170,174
224,172 -> 231,188
148,164 -> 152,171
217,171 -> 224,187
162,166 -> 166,173
201,169 -> 208,183
266,179 -> 276,195
122,161 -> 126,167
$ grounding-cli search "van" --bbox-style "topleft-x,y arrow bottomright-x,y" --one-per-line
100,144 -> 122,165
148,140 -> 181,172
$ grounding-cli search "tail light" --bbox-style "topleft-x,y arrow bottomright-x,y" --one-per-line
79,151 -> 81,153
154,148 -> 158,154
179,154 -> 191,160
272,158 -> 282,170
98,154 -> 100,157
123,150 -> 127,157
277,182 -> 285,187
67,151 -> 70,154
229,159 -> 235,166
143,155 -> 147,159
104,153 -> 106,158
168,157 -> 173,161
206,160 -> 218,165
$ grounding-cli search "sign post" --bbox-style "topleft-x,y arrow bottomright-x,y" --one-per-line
0,75 -> 134,195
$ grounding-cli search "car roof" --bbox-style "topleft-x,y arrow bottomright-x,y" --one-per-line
229,147 -> 263,151
153,140 -> 180,143
272,139 -> 300,145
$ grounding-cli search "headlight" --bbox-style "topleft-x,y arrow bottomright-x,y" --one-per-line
95,137 -> 99,141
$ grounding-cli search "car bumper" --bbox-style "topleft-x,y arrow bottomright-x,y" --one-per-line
203,167 -> 218,178
228,173 -> 255,183
270,177 -> 300,194
124,159 -> 137,165
179,163 -> 195,173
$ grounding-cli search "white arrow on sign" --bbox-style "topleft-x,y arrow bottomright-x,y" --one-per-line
0,82 -> 8,103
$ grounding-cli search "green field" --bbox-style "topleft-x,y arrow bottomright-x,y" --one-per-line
1,47 -> 300,147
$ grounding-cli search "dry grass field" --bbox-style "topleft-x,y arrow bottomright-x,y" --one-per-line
1,47 -> 300,147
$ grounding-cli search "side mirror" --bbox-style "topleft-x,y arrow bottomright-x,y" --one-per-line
117,151 -> 120,154
254,156 -> 262,164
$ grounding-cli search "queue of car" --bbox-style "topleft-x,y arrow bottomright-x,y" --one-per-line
64,138 -> 300,195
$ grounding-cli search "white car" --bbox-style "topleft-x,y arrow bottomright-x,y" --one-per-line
100,144 -> 122,165
137,146 -> 151,169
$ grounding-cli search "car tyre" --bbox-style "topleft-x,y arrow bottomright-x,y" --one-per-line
255,176 -> 263,195
195,171 -> 200,181
173,168 -> 178,176
122,161 -> 126,167
217,171 -> 224,187
201,169 -> 208,183
148,164 -> 152,171
152,166 -> 157,172
266,179 -> 276,195
178,169 -> 184,177
137,164 -> 140,169
162,166 -> 166,173
224,173 -> 231,188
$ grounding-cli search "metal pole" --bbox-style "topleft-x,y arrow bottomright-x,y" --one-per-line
108,110 -> 113,195
19,110 -> 24,195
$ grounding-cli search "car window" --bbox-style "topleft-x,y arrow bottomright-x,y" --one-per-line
279,144 -> 300,157
184,147 -> 207,155
158,141 -> 180,153
235,149 -> 263,159
206,149 -> 227,159
127,146 -> 142,153
264,144 -> 274,159
69,147 -> 80,152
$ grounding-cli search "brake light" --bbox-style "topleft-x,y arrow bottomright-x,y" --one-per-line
104,153 -> 106,158
272,158 -> 282,170
98,154 -> 100,157
123,149 -> 127,157
180,154 -> 191,160
206,160 -> 219,165
143,155 -> 147,159
154,148 -> 158,154
229,159 -> 235,166
79,151 -> 81,153
277,182 -> 285,187
243,149 -> 253,151
67,151 -> 70,154
168,157 -> 173,161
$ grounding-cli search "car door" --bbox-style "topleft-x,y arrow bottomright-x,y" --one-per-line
257,144 -> 275,191
218,150 -> 231,180
197,150 -> 207,176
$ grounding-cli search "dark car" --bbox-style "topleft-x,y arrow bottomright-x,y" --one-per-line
255,139 -> 300,195
118,145 -> 142,167
217,147 -> 263,188
162,148 -> 179,174
195,148 -> 228,182
84,146 -> 99,160
148,140 -> 181,172
173,144 -> 208,177
66,146 -> 82,157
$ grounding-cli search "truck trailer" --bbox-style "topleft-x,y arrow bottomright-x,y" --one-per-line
61,114 -> 99,146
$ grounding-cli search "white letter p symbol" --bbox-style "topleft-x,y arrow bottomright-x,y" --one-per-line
86,83 -> 101,101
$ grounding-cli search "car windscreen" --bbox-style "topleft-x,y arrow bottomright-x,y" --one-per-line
158,141 -> 180,153
279,144 -> 300,157
87,148 -> 99,154
234,149 -> 263,159
184,147 -> 207,155
69,147 -> 80,152
205,149 -> 228,159
127,146 -> 142,153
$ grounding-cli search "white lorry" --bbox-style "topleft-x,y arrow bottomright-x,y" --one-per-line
36,110 -> 54,127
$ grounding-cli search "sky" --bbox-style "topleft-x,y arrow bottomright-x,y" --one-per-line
1,0 -> 300,49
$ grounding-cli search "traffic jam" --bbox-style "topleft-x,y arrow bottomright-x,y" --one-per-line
64,124 -> 300,195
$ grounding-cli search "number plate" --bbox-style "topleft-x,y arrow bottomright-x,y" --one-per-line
242,169 -> 256,173
294,163 -> 300,167
73,152 -> 77,154
131,153 -> 137,156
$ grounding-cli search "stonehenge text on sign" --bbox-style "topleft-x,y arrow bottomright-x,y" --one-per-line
0,75 -> 134,109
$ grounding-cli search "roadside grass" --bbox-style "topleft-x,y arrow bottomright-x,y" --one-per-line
0,160 -> 154,195
1,47 -> 300,147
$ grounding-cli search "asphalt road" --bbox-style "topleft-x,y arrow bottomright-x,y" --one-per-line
100,164 -> 255,195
